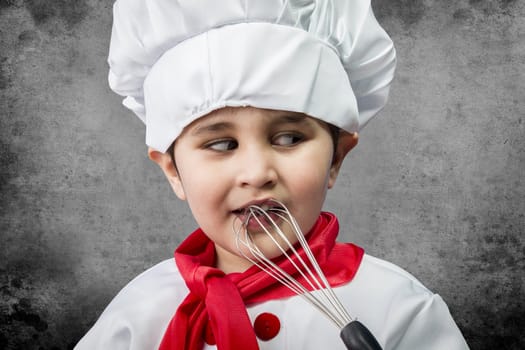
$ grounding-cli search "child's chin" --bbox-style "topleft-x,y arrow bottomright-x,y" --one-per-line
253,235 -> 298,260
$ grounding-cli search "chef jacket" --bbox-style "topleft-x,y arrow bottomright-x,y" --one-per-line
75,254 -> 469,349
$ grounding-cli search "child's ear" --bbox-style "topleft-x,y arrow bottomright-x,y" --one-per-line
328,132 -> 358,189
147,147 -> 186,200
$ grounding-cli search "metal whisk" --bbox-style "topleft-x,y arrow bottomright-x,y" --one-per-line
234,200 -> 382,350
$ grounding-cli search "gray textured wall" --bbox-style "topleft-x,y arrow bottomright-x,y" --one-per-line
0,0 -> 523,349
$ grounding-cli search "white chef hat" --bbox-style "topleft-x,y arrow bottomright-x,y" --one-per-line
108,0 -> 396,152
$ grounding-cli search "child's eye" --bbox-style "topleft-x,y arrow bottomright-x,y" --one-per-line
272,133 -> 303,146
205,139 -> 238,151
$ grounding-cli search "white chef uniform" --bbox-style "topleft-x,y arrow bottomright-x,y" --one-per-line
75,254 -> 468,349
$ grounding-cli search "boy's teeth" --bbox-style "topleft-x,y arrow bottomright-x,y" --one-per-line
260,204 -> 270,211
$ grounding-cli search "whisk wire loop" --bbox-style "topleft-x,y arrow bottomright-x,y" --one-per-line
235,213 -> 342,326
233,201 -> 353,329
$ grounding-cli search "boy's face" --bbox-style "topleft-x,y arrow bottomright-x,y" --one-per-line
149,107 -> 357,273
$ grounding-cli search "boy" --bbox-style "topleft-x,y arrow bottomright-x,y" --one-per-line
76,0 -> 469,349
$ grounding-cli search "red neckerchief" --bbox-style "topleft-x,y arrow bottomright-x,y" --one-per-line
159,212 -> 364,350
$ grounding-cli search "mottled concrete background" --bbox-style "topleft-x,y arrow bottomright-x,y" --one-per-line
0,0 -> 523,349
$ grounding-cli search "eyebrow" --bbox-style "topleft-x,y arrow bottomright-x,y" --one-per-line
273,114 -> 309,125
190,121 -> 235,136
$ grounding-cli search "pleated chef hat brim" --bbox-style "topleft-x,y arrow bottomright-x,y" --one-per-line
108,0 -> 396,152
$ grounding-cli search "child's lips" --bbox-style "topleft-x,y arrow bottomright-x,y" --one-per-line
232,200 -> 285,232
241,210 -> 282,232
232,199 -> 280,215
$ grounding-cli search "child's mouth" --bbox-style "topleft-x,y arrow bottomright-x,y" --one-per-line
233,201 -> 285,232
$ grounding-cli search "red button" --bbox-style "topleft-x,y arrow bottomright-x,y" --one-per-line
253,312 -> 280,341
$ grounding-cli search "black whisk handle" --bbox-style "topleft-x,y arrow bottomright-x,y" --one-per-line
340,320 -> 382,350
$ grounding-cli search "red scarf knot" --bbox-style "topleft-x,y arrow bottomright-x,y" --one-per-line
189,266 -> 225,299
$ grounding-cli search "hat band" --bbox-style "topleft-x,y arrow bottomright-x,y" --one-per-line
143,22 -> 359,152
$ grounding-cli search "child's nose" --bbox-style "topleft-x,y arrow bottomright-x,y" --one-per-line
235,144 -> 278,189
